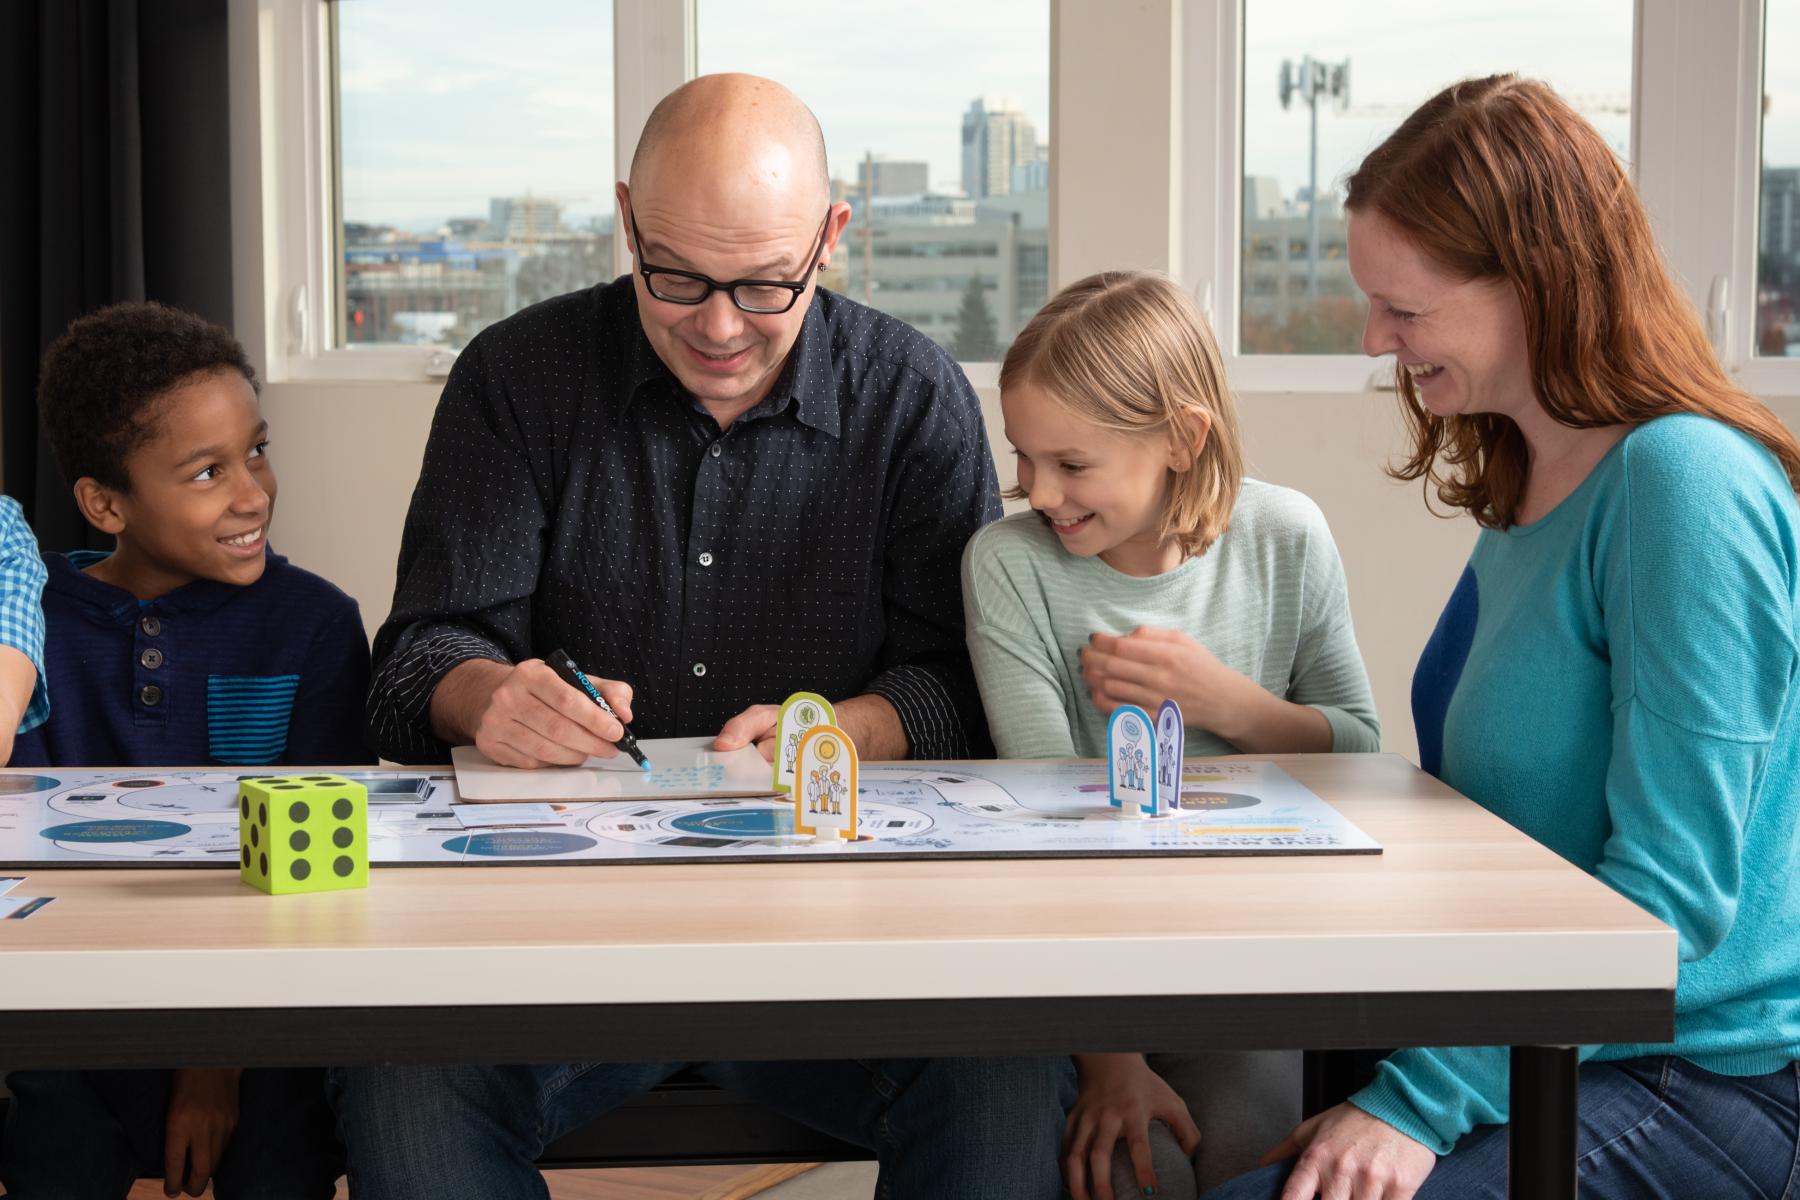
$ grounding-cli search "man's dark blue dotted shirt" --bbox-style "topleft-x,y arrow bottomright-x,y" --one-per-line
368,276 -> 1003,763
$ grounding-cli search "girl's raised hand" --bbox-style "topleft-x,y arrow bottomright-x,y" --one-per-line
1063,1053 -> 1201,1200
1081,627 -> 1233,727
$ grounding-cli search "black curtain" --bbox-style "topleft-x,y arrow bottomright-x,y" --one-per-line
0,0 -> 234,551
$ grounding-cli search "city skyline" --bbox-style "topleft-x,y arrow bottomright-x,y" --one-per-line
341,1 -> 1800,232
335,1 -> 1800,358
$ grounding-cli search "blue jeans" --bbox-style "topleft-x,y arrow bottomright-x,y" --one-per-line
1199,1056 -> 1800,1200
327,1056 -> 1076,1200
0,1068 -> 342,1199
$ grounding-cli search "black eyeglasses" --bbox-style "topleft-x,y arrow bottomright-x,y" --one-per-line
628,208 -> 831,315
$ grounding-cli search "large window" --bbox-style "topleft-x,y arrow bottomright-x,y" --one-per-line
1759,0 -> 1800,356
247,0 -> 1794,395
696,0 -> 1049,361
332,0 -> 615,351
1239,1 -> 1634,355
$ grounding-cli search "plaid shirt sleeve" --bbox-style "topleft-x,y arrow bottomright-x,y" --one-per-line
0,498 -> 49,733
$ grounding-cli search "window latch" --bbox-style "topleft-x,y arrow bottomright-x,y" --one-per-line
286,283 -> 307,356
1706,274 -> 1730,356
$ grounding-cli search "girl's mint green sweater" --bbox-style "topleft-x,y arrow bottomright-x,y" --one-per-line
1357,414 -> 1800,1153
962,480 -> 1380,758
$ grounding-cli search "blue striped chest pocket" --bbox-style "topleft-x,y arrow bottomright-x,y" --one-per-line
207,674 -> 301,764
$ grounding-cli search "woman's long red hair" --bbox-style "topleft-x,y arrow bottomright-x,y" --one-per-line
1347,74 -> 1800,527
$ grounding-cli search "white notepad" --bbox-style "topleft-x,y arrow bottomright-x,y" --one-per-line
450,803 -> 560,828
451,737 -> 780,802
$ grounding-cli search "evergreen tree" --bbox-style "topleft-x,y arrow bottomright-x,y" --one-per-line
951,274 -> 1000,361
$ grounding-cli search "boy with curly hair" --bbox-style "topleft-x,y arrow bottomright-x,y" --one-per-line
0,302 -> 364,1198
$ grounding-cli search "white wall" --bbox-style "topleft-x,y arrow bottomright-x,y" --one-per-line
1235,394 -> 1477,762
263,378 -> 1521,763
260,381 -> 436,637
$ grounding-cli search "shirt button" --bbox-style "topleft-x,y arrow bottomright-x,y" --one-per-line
709,442 -> 723,458
140,616 -> 161,637
692,663 -> 707,677
140,648 -> 164,670
698,552 -> 714,567
139,684 -> 162,707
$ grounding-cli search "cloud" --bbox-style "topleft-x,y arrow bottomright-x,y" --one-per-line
340,58 -> 414,96
525,87 -> 614,125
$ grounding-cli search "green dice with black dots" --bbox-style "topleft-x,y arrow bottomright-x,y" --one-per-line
238,774 -> 369,895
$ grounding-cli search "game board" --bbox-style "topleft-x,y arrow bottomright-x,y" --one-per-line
0,760 -> 1380,868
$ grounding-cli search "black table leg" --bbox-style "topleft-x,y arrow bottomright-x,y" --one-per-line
1510,1045 -> 1579,1199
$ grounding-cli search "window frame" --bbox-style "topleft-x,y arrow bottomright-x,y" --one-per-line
1178,0 -> 1800,400
1179,0 -> 1390,395
235,0 -> 1792,398
230,0 -> 1040,385
1630,0 -> 1793,394
231,0 -> 691,384
1718,0 -> 1800,396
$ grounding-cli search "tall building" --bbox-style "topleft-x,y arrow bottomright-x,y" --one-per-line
1240,197 -> 1357,353
858,156 -> 931,197
835,189 -> 1047,355
961,96 -> 1039,200
1010,156 -> 1049,195
1763,167 -> 1800,260
1244,176 -> 1284,221
1758,166 -> 1800,353
488,195 -> 564,242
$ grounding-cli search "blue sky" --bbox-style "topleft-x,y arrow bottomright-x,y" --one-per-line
337,0 -> 1796,230
337,0 -> 618,228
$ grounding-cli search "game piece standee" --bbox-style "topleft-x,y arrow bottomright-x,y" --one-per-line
772,692 -> 836,793
1153,699 -> 1186,816
792,724 -> 859,840
1107,704 -> 1156,816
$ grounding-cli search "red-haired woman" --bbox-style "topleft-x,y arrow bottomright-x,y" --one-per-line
1205,75 -> 1800,1200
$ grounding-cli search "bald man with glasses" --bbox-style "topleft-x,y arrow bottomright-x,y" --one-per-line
366,72 -> 997,775
346,75 -> 1072,1199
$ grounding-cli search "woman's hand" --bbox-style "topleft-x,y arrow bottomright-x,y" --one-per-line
1261,1102 -> 1437,1200
1063,1053 -> 1201,1200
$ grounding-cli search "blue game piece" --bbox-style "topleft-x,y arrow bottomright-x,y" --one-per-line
1107,704 -> 1156,816
1153,699 -> 1186,816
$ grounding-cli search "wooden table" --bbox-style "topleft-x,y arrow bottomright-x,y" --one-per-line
0,754 -> 1674,1198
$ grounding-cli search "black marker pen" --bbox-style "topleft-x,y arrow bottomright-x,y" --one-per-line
546,648 -> 650,770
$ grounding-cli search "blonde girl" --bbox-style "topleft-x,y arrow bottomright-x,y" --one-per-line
961,271 -> 1380,1199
